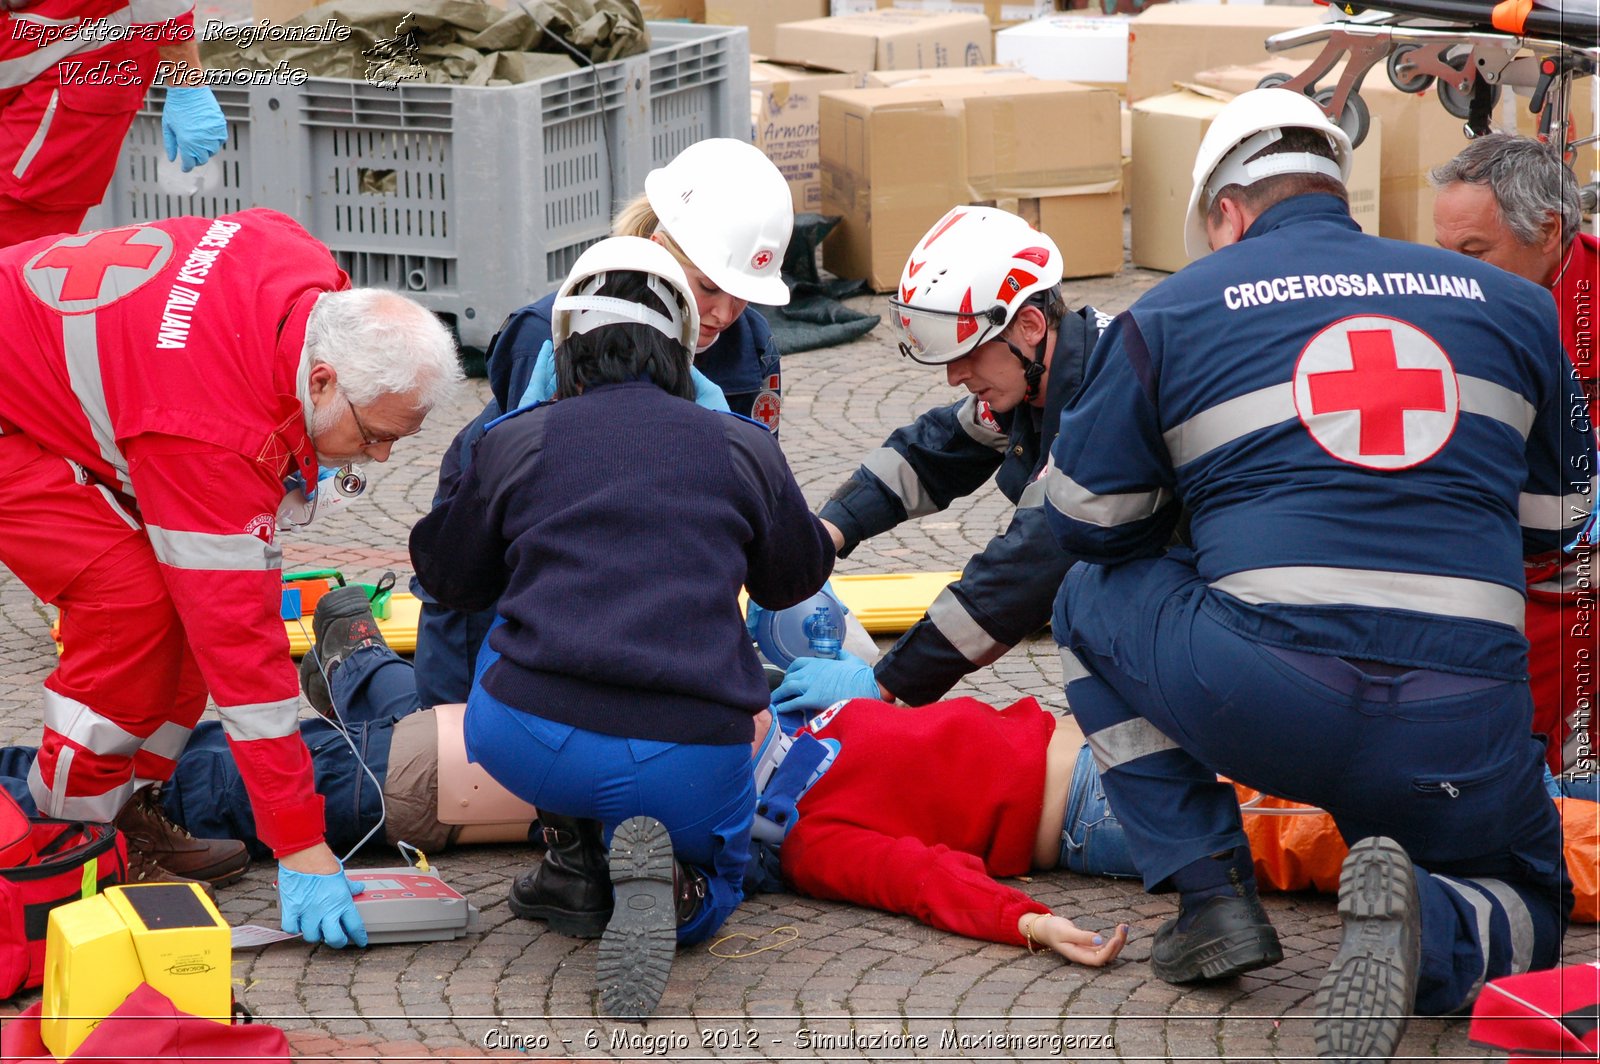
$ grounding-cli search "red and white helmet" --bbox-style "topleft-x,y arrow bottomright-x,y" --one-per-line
888,206 -> 1064,366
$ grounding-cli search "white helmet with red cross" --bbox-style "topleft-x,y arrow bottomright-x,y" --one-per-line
888,206 -> 1064,366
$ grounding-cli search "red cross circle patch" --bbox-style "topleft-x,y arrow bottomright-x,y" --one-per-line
1292,314 -> 1459,470
24,227 -> 175,314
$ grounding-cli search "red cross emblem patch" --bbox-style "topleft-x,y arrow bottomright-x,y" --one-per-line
750,249 -> 774,271
24,227 -> 175,314
1292,314 -> 1459,470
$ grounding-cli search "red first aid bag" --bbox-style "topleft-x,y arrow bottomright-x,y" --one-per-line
1469,960 -> 1600,1062
0,795 -> 126,999
2,982 -> 290,1063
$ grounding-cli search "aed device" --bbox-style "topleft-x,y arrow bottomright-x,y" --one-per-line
42,882 -> 230,1058
348,867 -> 481,944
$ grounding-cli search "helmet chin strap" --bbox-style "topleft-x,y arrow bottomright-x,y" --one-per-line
1003,335 -> 1049,404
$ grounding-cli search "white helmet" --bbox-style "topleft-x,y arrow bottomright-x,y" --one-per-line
644,138 -> 793,307
551,236 -> 700,351
1183,88 -> 1353,260
888,206 -> 1064,366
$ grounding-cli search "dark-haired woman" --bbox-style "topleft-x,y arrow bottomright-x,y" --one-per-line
410,236 -> 833,1019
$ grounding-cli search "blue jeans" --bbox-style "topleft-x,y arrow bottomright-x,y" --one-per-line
1059,552 -> 1569,1015
465,689 -> 753,947
1059,741 -> 1138,878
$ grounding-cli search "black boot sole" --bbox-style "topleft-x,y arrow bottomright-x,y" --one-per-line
596,816 -> 676,1022
1314,836 -> 1421,1063
1151,921 -> 1284,983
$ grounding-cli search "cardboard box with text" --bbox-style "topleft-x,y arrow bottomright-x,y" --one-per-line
752,61 -> 857,212
996,16 -> 1131,88
831,0 -> 1053,31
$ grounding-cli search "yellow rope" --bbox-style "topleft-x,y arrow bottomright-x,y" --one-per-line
708,925 -> 799,958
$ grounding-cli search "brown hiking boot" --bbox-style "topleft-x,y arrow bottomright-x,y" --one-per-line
124,847 -> 216,901
115,784 -> 250,888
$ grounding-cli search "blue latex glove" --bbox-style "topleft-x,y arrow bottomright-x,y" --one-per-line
690,366 -> 729,412
279,865 -> 369,949
516,340 -> 557,408
770,651 -> 879,723
161,87 -> 227,172
517,338 -> 730,412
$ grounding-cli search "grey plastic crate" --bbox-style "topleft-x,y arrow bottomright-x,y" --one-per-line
85,22 -> 751,350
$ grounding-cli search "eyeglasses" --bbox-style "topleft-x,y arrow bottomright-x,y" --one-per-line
343,390 -> 406,447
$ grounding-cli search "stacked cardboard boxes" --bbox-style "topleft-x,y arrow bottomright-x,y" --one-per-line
770,9 -> 993,74
708,0 -> 828,58
1125,4 -> 1326,101
1129,84 -> 1382,272
820,78 -> 1122,287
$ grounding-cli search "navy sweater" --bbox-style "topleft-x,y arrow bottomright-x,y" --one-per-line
410,382 -> 833,745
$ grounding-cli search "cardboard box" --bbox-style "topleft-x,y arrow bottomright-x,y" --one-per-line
820,79 -> 1121,287
1129,85 -> 1380,272
708,0 -> 827,59
996,15 -> 1131,86
751,61 -> 857,212
772,9 -> 993,73
862,64 -> 1032,88
1125,3 -> 1326,101
641,0 -> 705,19
1194,59 -> 1465,244
832,0 -> 1053,30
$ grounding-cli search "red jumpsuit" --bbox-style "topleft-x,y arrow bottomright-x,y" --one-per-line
0,209 -> 347,857
782,697 -> 1054,946
1527,231 -> 1599,774
0,0 -> 193,249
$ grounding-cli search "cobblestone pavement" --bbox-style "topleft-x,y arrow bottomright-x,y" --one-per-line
1,261 -> 1594,1063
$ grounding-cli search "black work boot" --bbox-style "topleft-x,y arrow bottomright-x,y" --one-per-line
1314,836 -> 1421,1063
596,816 -> 678,1021
297,584 -> 387,718
1151,849 -> 1283,984
508,813 -> 612,937
674,859 -> 708,926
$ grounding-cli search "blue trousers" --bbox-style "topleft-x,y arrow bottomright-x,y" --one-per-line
1058,553 -> 1570,1015
465,689 -> 753,947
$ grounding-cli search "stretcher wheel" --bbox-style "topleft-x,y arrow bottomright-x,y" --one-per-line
1314,87 -> 1371,149
1256,72 -> 1296,92
1437,75 -> 1499,121
1386,44 -> 1435,94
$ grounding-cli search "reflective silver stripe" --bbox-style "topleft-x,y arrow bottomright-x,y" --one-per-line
955,394 -> 1009,452
1163,383 -> 1296,467
0,10 -> 134,88
925,586 -> 1008,667
147,525 -> 282,571
42,687 -> 145,756
1086,717 -> 1178,772
1470,877 -> 1537,975
861,447 -> 938,519
139,720 -> 193,763
12,89 -> 58,181
27,743 -> 136,820
1017,475 -> 1047,510
1060,647 -> 1091,685
1211,566 -> 1525,631
1519,481 -> 1594,530
1458,375 -> 1536,439
93,482 -> 140,531
1044,467 -> 1170,529
218,698 -> 302,742
60,314 -> 133,494
1433,874 -> 1495,1000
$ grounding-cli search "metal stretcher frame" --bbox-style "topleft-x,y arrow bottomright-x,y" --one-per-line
1259,3 -> 1598,166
